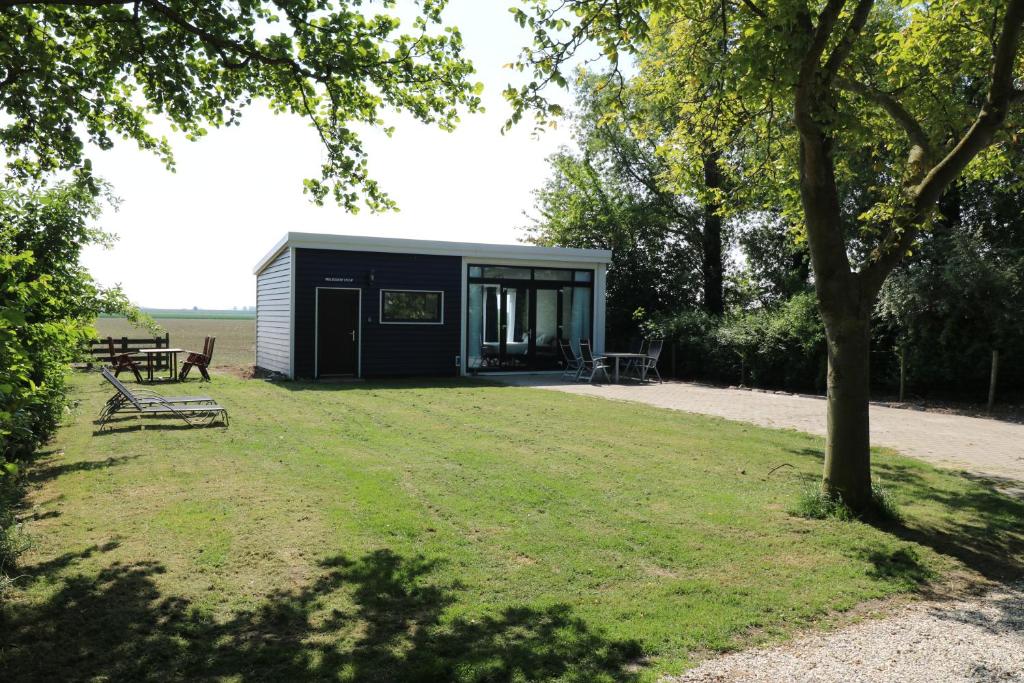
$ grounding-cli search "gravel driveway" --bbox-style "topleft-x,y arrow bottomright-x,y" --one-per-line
667,582 -> 1024,683
494,377 -> 1024,488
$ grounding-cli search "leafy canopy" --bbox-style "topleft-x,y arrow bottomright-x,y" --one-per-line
508,0 -> 1024,276
0,0 -> 482,211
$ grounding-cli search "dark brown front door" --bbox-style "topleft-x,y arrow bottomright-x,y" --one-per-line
317,288 -> 359,376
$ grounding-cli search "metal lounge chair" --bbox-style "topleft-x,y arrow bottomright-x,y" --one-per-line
100,366 -> 216,408
180,336 -> 216,381
97,367 -> 228,430
559,340 -> 583,379
106,336 -> 143,382
578,339 -> 610,383
631,339 -> 664,383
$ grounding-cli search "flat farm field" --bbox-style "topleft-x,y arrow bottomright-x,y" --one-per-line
95,317 -> 255,370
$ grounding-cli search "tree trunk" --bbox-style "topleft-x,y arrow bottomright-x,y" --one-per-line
898,346 -> 906,402
702,152 -> 724,316
988,348 -> 1000,412
796,130 -> 875,512
822,313 -> 873,510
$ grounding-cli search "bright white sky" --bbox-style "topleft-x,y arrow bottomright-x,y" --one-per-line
81,1 -> 577,309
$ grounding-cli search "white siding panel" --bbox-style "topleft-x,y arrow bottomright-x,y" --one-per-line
256,249 -> 292,375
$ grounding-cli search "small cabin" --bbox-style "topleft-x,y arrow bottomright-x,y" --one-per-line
253,232 -> 612,379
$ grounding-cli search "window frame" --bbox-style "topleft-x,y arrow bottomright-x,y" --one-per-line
379,289 -> 445,325
466,264 -> 595,285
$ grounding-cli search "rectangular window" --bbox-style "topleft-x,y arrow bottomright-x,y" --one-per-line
482,266 -> 531,279
380,290 -> 444,324
534,268 -> 574,281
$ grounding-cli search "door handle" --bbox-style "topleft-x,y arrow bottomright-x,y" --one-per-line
349,330 -> 356,341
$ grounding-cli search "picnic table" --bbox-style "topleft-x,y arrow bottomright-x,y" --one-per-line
139,347 -> 184,383
603,352 -> 648,383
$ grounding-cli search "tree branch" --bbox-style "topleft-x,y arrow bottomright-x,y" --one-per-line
835,76 -> 932,165
794,0 -> 847,134
859,0 -> 1024,297
738,0 -> 767,19
822,0 -> 875,82
913,0 -> 1024,211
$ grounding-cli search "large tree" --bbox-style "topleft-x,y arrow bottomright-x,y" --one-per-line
508,0 -> 1024,511
0,0 -> 481,210
527,73 -> 708,334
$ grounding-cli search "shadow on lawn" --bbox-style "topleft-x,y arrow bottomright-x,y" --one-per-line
785,448 -> 1024,582
871,462 -> 1024,582
2,548 -> 643,682
26,454 -> 144,485
858,547 -> 936,589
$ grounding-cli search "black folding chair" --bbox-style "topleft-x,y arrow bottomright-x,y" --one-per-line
560,340 -> 583,379
578,340 -> 610,383
630,339 -> 664,383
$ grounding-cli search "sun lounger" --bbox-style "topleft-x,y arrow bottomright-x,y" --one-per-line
97,367 -> 228,430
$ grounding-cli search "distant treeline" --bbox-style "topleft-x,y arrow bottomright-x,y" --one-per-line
99,308 -> 256,320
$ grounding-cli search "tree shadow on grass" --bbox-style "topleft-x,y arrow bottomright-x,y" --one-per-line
1,548 -> 643,682
872,462 -> 1024,582
25,454 -> 145,485
782,449 -> 1024,583
857,547 -> 936,590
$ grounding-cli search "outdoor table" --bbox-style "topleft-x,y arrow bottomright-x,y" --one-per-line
603,352 -> 649,383
138,348 -> 184,383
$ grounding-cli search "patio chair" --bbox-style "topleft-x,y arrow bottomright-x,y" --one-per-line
622,338 -> 649,378
559,340 -> 583,379
578,340 -> 610,384
97,367 -> 228,430
106,337 -> 143,382
179,336 -> 216,381
631,339 -> 664,383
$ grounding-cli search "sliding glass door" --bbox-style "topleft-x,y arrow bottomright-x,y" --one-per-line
466,265 -> 593,372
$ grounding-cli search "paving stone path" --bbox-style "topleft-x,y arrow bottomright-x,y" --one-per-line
495,376 -> 1024,486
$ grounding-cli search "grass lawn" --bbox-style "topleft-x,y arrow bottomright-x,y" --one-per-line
3,371 -> 1022,681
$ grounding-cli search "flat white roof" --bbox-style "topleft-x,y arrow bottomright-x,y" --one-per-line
253,232 -> 613,275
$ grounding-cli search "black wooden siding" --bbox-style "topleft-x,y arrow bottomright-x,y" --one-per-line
293,248 -> 462,378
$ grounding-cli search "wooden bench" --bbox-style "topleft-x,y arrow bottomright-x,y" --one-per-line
83,334 -> 172,370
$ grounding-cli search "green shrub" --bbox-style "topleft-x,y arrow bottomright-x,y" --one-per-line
642,292 -> 827,392
790,485 -> 858,521
0,467 -> 31,595
1,179 -> 150,588
868,483 -> 903,523
790,483 -> 902,523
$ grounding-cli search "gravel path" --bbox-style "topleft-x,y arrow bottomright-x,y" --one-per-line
493,377 -> 1024,488
667,583 -> 1024,683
